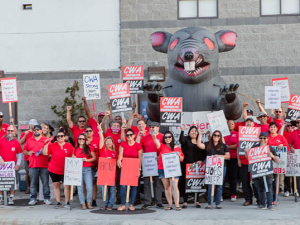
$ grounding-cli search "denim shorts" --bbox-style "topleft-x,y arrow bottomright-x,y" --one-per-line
158,169 -> 179,179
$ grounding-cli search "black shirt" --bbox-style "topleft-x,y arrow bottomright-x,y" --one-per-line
204,142 -> 229,166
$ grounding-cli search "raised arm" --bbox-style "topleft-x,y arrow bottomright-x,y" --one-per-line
256,99 -> 267,114
107,103 -> 113,124
152,133 -> 161,149
98,123 -> 104,149
179,125 -> 187,145
82,97 -> 92,120
102,111 -> 110,134
121,119 -> 127,142
127,103 -> 137,128
242,102 -> 249,120
197,130 -> 206,149
9,118 -> 18,135
66,106 -> 74,128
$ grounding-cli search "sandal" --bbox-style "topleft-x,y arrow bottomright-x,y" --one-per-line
176,207 -> 182,211
205,206 -> 211,209
165,206 -> 173,211
182,204 -> 187,208
106,206 -> 113,210
196,204 -> 201,208
129,205 -> 135,211
100,206 -> 104,210
81,203 -> 87,210
216,205 -> 222,209
117,205 -> 126,211
87,202 -> 93,209
25,189 -> 30,194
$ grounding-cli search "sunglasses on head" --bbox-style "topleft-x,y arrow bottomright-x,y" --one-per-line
78,120 -> 86,123
259,137 -> 267,140
164,136 -> 172,139
85,130 -> 93,133
7,130 -> 14,132
57,135 -> 65,138
78,138 -> 86,141
126,133 -> 134,137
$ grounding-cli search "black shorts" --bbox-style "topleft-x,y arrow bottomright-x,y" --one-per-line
49,171 -> 64,183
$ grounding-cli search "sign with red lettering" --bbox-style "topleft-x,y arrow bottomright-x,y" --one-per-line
120,158 -> 140,186
286,94 -> 300,122
122,66 -> 144,94
205,156 -> 224,185
248,146 -> 273,178
160,97 -> 182,126
97,158 -> 116,186
238,126 -> 261,155
1,78 -> 18,103
272,146 -> 287,174
185,163 -> 206,193
207,110 -> 230,136
107,83 -> 132,113
64,158 -> 83,186
272,77 -> 290,103
247,145 -> 271,164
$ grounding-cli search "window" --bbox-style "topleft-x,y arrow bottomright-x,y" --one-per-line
261,0 -> 300,16
178,0 -> 218,19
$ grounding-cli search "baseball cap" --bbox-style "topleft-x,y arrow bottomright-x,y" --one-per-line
256,112 -> 270,120
245,117 -> 254,122
246,109 -> 253,115
98,112 -> 105,116
149,121 -> 160,127
291,115 -> 300,126
34,125 -> 42,130
0,112 -> 3,116
259,132 -> 269,138
29,119 -> 38,126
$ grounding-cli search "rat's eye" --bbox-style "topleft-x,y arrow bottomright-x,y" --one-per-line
170,39 -> 179,51
204,38 -> 215,50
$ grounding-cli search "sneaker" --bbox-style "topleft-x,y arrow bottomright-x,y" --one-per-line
257,205 -> 265,210
54,202 -> 63,209
268,206 -> 274,211
231,195 -> 237,202
141,204 -> 151,209
284,191 -> 290,197
92,200 -> 97,207
44,199 -> 53,205
221,196 -> 223,202
260,205 -> 267,210
64,202 -> 71,208
297,193 -> 299,197
156,204 -> 164,209
243,201 -> 252,206
28,199 -> 37,205
8,197 -> 14,205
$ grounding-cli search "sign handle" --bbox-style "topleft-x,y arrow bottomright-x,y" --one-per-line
211,184 -> 214,210
126,185 -> 130,211
9,102 -> 12,119
103,185 -> 107,210
194,193 -> 197,207
92,100 -> 95,112
150,176 -> 154,198
294,176 -> 298,202
172,177 -> 177,199
275,173 -> 279,206
70,185 -> 74,210
121,112 -> 125,120
263,176 -> 269,192
3,191 -> 7,206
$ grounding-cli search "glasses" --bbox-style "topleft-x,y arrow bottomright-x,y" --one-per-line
34,129 -> 40,131
164,136 -> 172,139
78,138 -> 86,141
259,115 -> 267,118
259,137 -> 267,140
0,116 -> 3,118
78,120 -> 86,123
85,130 -> 93,133
275,111 -> 282,113
57,135 -> 65,138
286,125 -> 292,127
126,133 -> 134,137
149,126 -> 155,129
7,130 -> 14,132
213,134 -> 220,137
296,122 -> 300,124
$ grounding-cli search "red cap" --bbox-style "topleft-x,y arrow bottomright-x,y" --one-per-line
98,112 -> 105,116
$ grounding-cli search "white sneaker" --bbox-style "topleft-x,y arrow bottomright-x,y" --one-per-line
8,197 -> 14,205
231,196 -> 237,202
64,202 -> 71,208
28,199 -> 37,205
44,199 -> 52,205
297,193 -> 299,197
221,196 -> 223,202
284,191 -> 289,197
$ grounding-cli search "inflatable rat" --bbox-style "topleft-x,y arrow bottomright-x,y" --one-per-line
144,27 -> 242,122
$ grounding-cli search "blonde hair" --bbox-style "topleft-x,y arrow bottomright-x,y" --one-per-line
104,137 -> 116,152
41,123 -> 51,138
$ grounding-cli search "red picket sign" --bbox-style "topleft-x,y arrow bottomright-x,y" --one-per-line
97,158 -> 117,186
122,66 -> 144,81
107,83 -> 130,100
247,145 -> 271,164
238,126 -> 261,141
120,158 -> 140,187
160,97 -> 182,112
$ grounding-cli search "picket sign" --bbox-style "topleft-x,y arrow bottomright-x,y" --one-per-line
0,78 -> 18,118
286,95 -> 300,122
185,163 -> 206,193
108,83 -> 132,113
207,110 -> 230,137
83,74 -> 101,100
272,77 -> 290,103
265,86 -> 281,109
122,66 -> 144,94
0,161 -> 16,195
160,97 -> 182,126
142,152 -> 158,198
64,158 -> 83,186
238,126 -> 261,155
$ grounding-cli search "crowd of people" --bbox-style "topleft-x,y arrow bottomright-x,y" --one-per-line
0,97 -> 299,211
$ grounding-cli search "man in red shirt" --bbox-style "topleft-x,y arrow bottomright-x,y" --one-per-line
0,112 -> 18,138
255,112 -> 270,133
234,102 -> 254,131
137,122 -> 164,209
0,126 -> 23,205
67,106 -> 86,144
272,107 -> 284,132
23,125 -> 52,206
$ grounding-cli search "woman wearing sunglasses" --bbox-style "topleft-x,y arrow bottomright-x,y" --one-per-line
197,130 -> 230,209
153,131 -> 184,211
72,134 -> 96,210
43,131 -> 74,209
117,128 -> 142,211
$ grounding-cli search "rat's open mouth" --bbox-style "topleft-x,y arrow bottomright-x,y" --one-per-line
175,55 -> 209,77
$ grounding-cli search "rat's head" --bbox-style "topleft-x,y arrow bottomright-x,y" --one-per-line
150,27 -> 237,84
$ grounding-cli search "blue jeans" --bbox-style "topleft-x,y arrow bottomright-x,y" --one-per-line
77,167 -> 93,204
102,183 -> 117,208
120,185 -> 137,206
29,168 -> 50,200
253,177 -> 273,208
207,167 -> 226,206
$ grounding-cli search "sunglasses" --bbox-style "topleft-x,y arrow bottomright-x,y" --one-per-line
213,134 -> 220,137
259,137 -> 267,140
34,129 -> 40,131
7,130 -> 14,132
78,138 -> 86,141
126,133 -> 134,137
78,120 -> 86,123
275,111 -> 282,113
85,130 -> 93,133
296,122 -> 300,124
286,125 -> 292,127
259,115 -> 267,118
0,116 -> 3,118
164,136 -> 172,139
57,135 -> 65,138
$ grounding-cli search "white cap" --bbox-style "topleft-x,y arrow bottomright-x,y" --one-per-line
0,112 -> 3,116
28,119 -> 38,125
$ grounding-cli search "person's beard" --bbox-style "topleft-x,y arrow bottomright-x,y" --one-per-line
34,133 -> 41,137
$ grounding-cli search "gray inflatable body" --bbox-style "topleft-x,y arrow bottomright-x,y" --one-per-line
146,27 -> 242,122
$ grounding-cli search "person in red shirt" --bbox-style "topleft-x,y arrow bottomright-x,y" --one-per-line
67,106 -> 86,144
73,134 -> 96,210
85,126 -> 100,207
0,112 -> 18,138
0,125 -> 23,205
137,122 -> 164,210
234,102 -> 254,131
23,125 -> 52,206
153,131 -> 184,211
255,112 -> 270,132
283,122 -> 294,197
98,123 -> 117,210
272,108 -> 285,132
127,106 -> 150,138
224,120 -> 239,202
42,131 -> 73,209
117,128 -> 142,211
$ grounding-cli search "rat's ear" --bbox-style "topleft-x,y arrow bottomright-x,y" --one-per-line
150,32 -> 172,53
215,30 -> 237,53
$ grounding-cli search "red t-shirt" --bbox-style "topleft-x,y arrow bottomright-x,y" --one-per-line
0,123 -> 9,138
268,134 -> 289,150
0,137 -> 22,164
273,118 -> 284,132
23,136 -> 49,168
255,123 -> 269,132
284,131 -> 292,147
47,142 -> 73,174
157,143 -> 184,170
289,129 -> 300,149
73,147 -> 93,167
131,126 -> 150,139
87,117 -> 100,139
234,121 -> 245,132
99,146 -> 118,159
140,133 -> 163,154
120,142 -> 141,158
88,137 -> 100,167
104,129 -> 122,154
224,130 -> 238,158
20,130 -> 34,161
70,125 -> 85,145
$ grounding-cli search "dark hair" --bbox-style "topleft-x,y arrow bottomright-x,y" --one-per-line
207,130 -> 223,152
75,134 -> 91,157
59,125 -> 69,135
126,128 -> 135,134
162,131 -> 175,151
85,126 -> 93,131
269,122 -> 278,133
78,116 -> 86,122
111,120 -> 121,127
188,126 -> 199,140
137,119 -> 146,125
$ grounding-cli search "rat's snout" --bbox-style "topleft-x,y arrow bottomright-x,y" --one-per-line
184,51 -> 194,61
